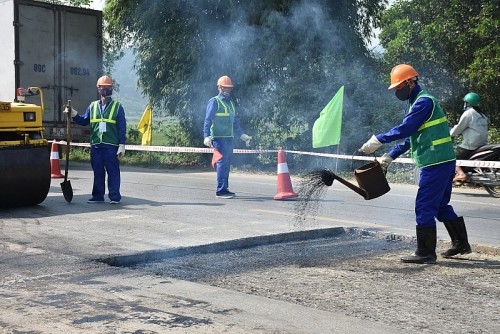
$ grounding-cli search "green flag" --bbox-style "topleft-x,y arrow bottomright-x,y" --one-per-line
312,86 -> 344,148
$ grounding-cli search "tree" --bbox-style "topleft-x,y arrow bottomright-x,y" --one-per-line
379,0 -> 500,128
103,0 -> 395,164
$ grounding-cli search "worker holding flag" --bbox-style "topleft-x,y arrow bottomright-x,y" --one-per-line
138,104 -> 153,145
203,75 -> 252,199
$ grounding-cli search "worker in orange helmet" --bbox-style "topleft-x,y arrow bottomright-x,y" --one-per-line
360,64 -> 471,264
64,75 -> 127,204
203,75 -> 252,199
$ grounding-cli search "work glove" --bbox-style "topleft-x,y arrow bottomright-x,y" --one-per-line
117,144 -> 125,159
63,107 -> 78,117
240,134 -> 252,147
203,136 -> 213,148
378,153 -> 393,170
360,135 -> 382,154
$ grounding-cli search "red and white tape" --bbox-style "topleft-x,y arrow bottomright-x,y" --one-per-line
63,142 -> 500,169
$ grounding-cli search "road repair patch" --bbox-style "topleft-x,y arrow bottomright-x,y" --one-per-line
111,228 -> 500,334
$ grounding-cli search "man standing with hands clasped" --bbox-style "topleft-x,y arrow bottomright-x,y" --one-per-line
203,75 -> 252,199
64,75 -> 127,204
360,64 -> 471,264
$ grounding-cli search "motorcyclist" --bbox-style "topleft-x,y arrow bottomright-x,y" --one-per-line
450,92 -> 488,181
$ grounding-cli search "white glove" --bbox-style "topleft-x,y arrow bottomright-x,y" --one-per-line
203,137 -> 213,148
117,144 -> 125,159
63,107 -> 78,117
378,153 -> 393,170
240,134 -> 252,147
360,135 -> 382,154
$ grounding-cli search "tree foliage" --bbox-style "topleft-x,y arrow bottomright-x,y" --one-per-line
103,0 -> 394,164
379,0 -> 500,128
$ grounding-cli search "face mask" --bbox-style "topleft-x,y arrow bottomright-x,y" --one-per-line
220,87 -> 231,97
98,87 -> 113,97
395,84 -> 411,101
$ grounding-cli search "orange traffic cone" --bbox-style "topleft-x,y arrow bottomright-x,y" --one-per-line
274,147 -> 298,200
50,141 -> 64,178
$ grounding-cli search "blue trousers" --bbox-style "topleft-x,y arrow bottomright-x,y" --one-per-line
212,138 -> 234,194
416,161 -> 458,227
90,145 -> 121,202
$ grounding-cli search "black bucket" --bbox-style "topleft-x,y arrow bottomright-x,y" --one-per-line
354,160 -> 391,200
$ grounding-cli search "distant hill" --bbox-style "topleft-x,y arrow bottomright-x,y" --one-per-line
111,49 -> 149,121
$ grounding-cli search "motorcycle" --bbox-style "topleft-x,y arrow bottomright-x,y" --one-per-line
453,143 -> 500,198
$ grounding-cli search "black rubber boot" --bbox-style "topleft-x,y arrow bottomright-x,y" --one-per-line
441,217 -> 472,257
401,226 -> 437,264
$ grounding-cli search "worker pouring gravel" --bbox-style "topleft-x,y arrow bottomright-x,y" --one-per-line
64,75 -> 127,204
360,64 -> 471,264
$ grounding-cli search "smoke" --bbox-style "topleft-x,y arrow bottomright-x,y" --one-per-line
128,0 -> 394,170
208,2 -> 389,169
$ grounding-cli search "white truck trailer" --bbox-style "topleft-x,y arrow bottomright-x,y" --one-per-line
0,0 -> 103,141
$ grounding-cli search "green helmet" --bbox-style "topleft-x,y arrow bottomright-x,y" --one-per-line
463,92 -> 480,107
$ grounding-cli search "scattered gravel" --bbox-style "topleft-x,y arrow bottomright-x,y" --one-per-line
138,232 -> 500,334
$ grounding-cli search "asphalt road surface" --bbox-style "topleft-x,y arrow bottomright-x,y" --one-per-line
0,162 -> 499,333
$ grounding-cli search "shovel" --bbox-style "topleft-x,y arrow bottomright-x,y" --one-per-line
60,100 -> 73,203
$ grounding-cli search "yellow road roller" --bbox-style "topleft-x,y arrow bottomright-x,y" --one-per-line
0,87 -> 50,207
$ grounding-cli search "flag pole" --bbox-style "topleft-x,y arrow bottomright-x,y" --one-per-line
334,145 -> 339,173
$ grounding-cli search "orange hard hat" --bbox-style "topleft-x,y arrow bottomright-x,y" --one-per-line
388,64 -> 419,89
217,75 -> 234,88
96,75 -> 113,87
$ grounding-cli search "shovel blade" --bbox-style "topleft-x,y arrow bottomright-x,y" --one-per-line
60,180 -> 73,203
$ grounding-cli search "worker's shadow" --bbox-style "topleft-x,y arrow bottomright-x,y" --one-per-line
388,257 -> 500,273
436,257 -> 500,269
66,195 -> 226,210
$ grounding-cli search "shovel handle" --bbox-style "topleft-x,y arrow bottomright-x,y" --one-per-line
63,100 -> 72,181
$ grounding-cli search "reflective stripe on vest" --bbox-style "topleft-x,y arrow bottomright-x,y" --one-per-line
91,100 -> 120,124
89,100 -> 121,146
409,91 -> 455,168
211,96 -> 235,138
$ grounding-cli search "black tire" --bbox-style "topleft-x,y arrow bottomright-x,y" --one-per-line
484,185 -> 500,198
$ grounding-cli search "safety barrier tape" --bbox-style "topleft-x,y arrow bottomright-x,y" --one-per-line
62,142 -> 500,169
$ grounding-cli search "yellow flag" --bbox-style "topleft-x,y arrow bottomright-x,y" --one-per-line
138,104 -> 153,145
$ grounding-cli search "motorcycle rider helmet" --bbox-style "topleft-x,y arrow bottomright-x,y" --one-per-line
463,92 -> 480,107
388,64 -> 419,89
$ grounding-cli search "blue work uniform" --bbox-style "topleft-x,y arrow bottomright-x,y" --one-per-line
375,84 -> 458,228
73,97 -> 127,202
203,94 -> 244,195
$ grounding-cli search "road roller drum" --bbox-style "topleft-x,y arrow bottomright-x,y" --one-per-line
0,87 -> 51,207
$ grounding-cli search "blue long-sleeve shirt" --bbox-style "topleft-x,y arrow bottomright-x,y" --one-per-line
73,97 -> 127,146
375,84 -> 433,159
203,94 -> 243,139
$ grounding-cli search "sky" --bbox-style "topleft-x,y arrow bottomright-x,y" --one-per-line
90,0 -> 104,10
